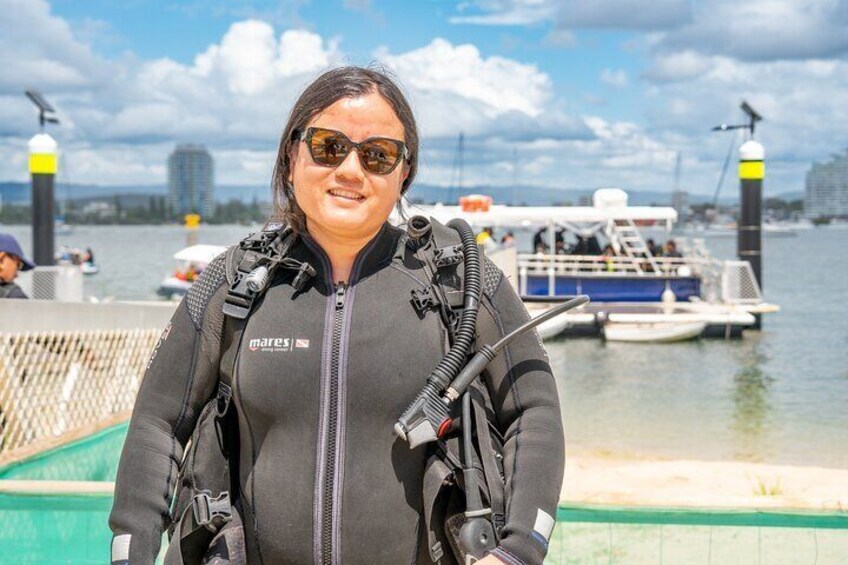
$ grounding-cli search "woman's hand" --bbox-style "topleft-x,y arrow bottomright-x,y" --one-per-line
475,554 -> 507,564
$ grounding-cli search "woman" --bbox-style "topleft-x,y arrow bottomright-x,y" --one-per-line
110,67 -> 564,565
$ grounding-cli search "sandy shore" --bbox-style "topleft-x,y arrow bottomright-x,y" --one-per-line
562,451 -> 848,510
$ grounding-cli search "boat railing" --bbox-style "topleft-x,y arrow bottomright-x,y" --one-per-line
516,252 -> 763,305
0,300 -> 174,462
517,253 -> 708,278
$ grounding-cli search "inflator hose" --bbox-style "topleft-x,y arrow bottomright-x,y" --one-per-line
394,219 -> 481,442
429,218 -> 482,386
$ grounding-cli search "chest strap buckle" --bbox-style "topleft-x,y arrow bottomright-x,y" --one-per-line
192,491 -> 232,532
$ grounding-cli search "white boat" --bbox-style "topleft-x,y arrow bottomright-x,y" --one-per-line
692,222 -> 798,238
80,262 -> 99,275
403,188 -> 778,339
55,246 -> 99,275
157,244 -> 227,299
527,303 -> 572,341
602,321 -> 706,343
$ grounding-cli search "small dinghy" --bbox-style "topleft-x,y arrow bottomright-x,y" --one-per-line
80,261 -> 99,275
603,321 -> 706,343
157,244 -> 227,299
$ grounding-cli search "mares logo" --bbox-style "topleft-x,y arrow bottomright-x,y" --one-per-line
247,336 -> 310,352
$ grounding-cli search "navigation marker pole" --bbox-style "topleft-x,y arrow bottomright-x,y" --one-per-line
28,132 -> 58,266
713,100 -> 765,329
25,89 -> 61,267
739,139 -> 764,329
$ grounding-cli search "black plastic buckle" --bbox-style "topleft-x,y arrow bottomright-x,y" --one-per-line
240,230 -> 276,252
411,287 -> 439,312
223,272 -> 256,319
192,491 -> 232,532
292,262 -> 316,291
215,382 -> 232,418
430,541 -> 443,561
214,382 -> 233,455
433,245 -> 463,268
493,512 -> 506,537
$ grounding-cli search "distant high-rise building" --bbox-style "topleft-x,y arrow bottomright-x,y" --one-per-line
168,145 -> 214,218
805,150 -> 848,218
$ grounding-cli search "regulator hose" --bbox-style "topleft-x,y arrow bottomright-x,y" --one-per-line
394,218 -> 481,447
428,218 -> 481,388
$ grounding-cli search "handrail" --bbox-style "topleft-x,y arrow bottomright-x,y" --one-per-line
517,253 -> 708,277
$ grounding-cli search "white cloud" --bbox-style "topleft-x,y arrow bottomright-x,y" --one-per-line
450,0 -> 556,25
446,0 -> 848,197
0,0 -> 113,94
656,0 -> 848,62
643,51 -> 716,83
600,69 -> 629,88
5,1 -> 840,199
451,0 -> 691,31
556,1 -> 691,31
377,38 -> 551,120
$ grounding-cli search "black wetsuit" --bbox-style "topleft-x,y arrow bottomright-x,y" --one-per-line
109,223 -> 565,565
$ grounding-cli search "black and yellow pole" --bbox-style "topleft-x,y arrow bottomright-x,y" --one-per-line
738,140 -> 764,328
29,132 -> 58,266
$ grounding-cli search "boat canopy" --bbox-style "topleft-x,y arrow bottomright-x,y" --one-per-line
403,188 -> 678,229
173,244 -> 227,264
409,203 -> 678,228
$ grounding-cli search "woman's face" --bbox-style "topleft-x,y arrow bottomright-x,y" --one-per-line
289,91 -> 408,243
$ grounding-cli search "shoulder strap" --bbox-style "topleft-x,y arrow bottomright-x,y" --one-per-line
216,220 -> 319,405
410,218 -> 467,342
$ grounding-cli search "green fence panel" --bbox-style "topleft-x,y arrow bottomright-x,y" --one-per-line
0,422 -> 128,482
1,425 -> 847,564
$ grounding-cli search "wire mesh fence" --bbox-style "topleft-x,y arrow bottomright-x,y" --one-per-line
0,329 -> 159,459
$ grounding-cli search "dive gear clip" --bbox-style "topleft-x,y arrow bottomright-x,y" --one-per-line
191,491 -> 232,532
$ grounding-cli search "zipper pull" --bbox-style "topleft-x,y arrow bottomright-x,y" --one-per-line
335,282 -> 347,310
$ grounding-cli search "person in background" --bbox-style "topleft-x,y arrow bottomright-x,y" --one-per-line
532,227 -> 548,253
601,243 -> 617,272
476,226 -> 499,253
0,233 -> 35,299
646,238 -> 661,257
664,239 -> 682,258
500,231 -> 515,247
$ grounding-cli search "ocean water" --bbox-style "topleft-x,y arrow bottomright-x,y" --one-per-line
2,223 -> 847,468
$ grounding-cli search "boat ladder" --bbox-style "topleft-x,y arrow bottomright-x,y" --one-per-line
610,219 -> 660,274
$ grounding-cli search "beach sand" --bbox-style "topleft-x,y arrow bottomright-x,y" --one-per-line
561,450 -> 848,510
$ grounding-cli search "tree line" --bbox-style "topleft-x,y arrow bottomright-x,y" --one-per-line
0,196 -> 271,225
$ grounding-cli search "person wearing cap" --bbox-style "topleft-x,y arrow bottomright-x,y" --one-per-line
0,233 -> 35,299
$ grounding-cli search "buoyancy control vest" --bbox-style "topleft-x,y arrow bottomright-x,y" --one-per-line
164,217 -> 507,565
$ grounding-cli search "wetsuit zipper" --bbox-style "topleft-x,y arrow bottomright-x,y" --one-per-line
322,282 -> 346,565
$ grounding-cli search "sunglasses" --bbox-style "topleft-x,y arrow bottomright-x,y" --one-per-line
297,127 -> 409,175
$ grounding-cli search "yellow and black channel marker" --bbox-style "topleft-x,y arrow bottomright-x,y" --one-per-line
28,132 -> 58,266
738,139 -> 764,327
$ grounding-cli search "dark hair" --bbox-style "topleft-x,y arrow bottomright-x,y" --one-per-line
271,66 -> 419,232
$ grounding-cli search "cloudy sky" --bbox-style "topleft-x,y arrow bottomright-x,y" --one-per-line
2,0 -> 847,198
